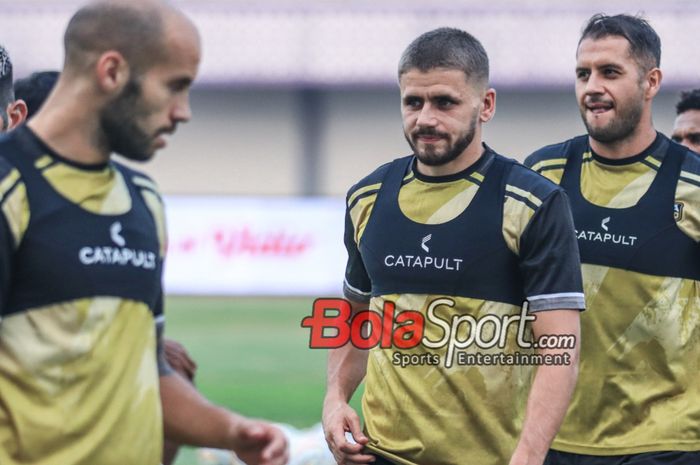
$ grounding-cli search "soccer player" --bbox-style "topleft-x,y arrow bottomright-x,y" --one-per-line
10,67 -> 198,465
0,2 -> 287,465
9,63 -> 216,465
672,89 -> 700,154
323,27 -> 584,465
525,14 -> 700,465
0,46 -> 27,131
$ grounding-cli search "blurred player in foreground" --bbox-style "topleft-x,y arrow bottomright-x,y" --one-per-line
0,1 -> 287,464
526,13 -> 700,465
323,27 -> 584,465
11,67 -> 198,465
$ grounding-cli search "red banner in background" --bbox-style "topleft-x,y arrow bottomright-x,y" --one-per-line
163,196 -> 345,295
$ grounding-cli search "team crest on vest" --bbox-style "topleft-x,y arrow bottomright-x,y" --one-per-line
674,202 -> 684,222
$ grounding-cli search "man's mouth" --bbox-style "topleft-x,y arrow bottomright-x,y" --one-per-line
586,101 -> 614,115
414,131 -> 447,143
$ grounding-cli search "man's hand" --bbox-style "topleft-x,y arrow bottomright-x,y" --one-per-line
228,418 -> 289,465
164,339 -> 197,381
160,373 -> 288,464
322,396 -> 374,465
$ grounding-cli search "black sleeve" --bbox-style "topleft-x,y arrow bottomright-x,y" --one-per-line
342,204 -> 371,303
519,189 -> 585,312
154,291 -> 174,376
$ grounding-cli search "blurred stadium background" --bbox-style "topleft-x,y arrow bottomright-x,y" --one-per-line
2,0 -> 699,463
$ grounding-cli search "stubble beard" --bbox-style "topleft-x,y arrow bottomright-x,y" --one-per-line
99,79 -> 157,162
581,92 -> 644,144
406,113 -> 478,167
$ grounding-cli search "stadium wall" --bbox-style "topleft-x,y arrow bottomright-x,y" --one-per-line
138,88 -> 681,196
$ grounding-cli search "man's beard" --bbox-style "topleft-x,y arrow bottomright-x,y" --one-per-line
99,79 -> 156,162
406,114 -> 477,167
581,95 -> 644,144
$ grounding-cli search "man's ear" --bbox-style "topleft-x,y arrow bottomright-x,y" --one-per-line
95,50 -> 130,96
480,88 -> 496,123
644,67 -> 662,101
6,99 -> 28,129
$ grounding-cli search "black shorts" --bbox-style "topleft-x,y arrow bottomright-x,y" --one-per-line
545,449 -> 700,465
372,454 -> 399,465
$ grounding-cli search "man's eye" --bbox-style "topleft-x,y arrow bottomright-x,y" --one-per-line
405,98 -> 421,108
169,79 -> 192,93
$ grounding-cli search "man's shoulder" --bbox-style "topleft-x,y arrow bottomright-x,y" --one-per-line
346,156 -> 410,206
672,144 -> 700,242
523,135 -> 588,185
113,161 -> 162,198
0,128 -> 26,163
504,158 -> 563,206
489,151 -> 563,213
494,153 -> 573,260
524,135 -> 587,170
679,144 -> 700,184
0,132 -> 25,198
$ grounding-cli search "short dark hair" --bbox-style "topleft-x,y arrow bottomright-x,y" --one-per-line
579,13 -> 661,72
398,27 -> 489,86
13,71 -> 59,118
676,89 -> 700,115
63,2 -> 164,77
0,46 -> 14,126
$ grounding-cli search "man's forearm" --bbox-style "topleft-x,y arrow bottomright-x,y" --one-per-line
160,372 -> 240,448
325,300 -> 370,403
513,358 -> 578,462
325,342 -> 368,404
511,309 -> 580,465
322,325 -> 372,464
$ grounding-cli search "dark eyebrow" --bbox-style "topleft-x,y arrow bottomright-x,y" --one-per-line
432,93 -> 457,99
597,63 -> 624,71
431,93 -> 458,100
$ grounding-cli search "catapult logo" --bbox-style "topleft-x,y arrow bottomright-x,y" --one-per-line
421,234 -> 431,252
110,221 -> 126,247
576,216 -> 638,246
383,233 -> 464,271
79,221 -> 157,269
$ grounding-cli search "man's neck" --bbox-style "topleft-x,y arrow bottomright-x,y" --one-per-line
589,125 -> 658,160
28,100 -> 111,166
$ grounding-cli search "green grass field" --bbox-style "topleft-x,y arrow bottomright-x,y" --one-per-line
166,296 -> 362,465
